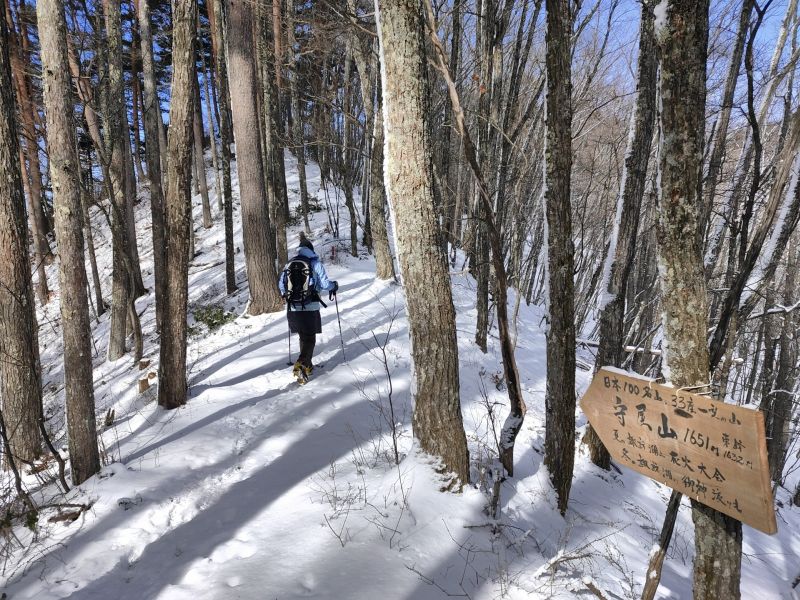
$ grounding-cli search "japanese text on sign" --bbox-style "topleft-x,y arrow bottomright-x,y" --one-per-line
580,367 -> 776,534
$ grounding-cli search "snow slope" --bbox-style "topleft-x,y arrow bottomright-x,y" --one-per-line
3,152 -> 799,599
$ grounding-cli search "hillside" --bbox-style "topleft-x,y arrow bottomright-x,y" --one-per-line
3,153 -> 798,600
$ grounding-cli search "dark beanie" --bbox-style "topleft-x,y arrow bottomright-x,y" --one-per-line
299,233 -> 314,252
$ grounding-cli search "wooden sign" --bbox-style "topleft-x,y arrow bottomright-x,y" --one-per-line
581,367 -> 777,534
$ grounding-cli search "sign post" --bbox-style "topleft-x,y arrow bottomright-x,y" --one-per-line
581,367 -> 777,534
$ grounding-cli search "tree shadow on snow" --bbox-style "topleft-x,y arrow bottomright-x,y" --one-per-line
60,396 -> 372,600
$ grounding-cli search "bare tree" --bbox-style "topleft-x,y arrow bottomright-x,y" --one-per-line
286,0 -> 311,233
103,0 -> 135,360
193,68 -> 213,230
586,0 -> 658,470
654,2 -> 743,598
226,0 -> 283,314
543,0 -> 576,515
135,0 -> 166,331
37,0 -> 100,484
158,0 -> 197,410
346,5 -> 393,279
257,1 -> 288,266
375,0 -> 469,486
210,0 -> 236,294
6,4 -> 52,303
0,5 -> 42,466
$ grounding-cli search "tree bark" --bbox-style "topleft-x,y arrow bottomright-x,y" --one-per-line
287,0 -> 310,233
136,0 -> 166,331
543,0 -> 576,515
200,48 -> 223,211
654,3 -> 742,598
375,0 -> 469,487
38,0 -> 101,485
80,156 -> 105,318
158,0 -> 197,410
258,4 -> 288,266
370,96 -> 394,281
766,240 -> 799,482
341,29 -> 359,258
130,44 -> 147,182
227,0 -> 283,314
348,8 -> 392,279
211,0 -> 236,295
103,0 -> 133,361
286,0 -> 310,232
0,9 -> 42,464
122,108 -> 147,297
5,6 -> 53,264
193,69 -> 213,229
18,145 -> 50,306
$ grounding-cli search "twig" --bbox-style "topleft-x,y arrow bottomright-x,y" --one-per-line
38,416 -> 69,493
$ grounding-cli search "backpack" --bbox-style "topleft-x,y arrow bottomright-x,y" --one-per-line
282,257 -> 318,308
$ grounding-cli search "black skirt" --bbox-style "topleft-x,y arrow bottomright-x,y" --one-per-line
287,309 -> 322,335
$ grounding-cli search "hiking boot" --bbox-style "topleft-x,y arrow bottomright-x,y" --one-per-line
302,364 -> 313,378
292,361 -> 308,384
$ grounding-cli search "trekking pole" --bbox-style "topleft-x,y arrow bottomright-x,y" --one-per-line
334,293 -> 345,361
287,320 -> 292,365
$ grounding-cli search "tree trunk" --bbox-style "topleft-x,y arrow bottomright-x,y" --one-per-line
193,69 -> 213,229
158,0 -> 197,410
5,9 -> 54,263
587,0 -> 658,470
655,3 -> 742,598
442,0 -> 461,247
543,0 -> 576,515
472,0 -> 492,353
767,240 -> 799,482
375,0 -> 469,487
257,3 -> 288,267
80,158 -> 105,318
18,146 -> 51,306
104,0 -> 133,360
370,97 -> 394,281
211,0 -> 236,294
136,0 -> 166,331
201,49 -> 223,211
349,8 -> 395,279
38,0 -> 101,485
0,11 -> 42,464
286,0 -> 310,233
699,0 -> 754,240
130,55 -> 147,181
122,109 -> 147,297
227,0 -> 283,314
341,31 -> 359,258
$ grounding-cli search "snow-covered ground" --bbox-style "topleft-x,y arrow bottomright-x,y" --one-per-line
3,152 -> 799,599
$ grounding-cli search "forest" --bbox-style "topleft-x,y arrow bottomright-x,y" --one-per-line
0,0 -> 798,598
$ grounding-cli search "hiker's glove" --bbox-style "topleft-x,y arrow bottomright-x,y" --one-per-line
329,281 -> 339,301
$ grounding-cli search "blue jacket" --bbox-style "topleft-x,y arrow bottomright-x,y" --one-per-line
279,247 -> 335,311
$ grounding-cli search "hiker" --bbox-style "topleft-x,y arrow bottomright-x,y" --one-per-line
279,233 -> 338,383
